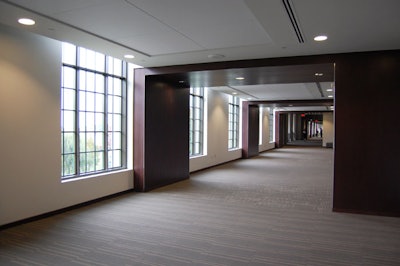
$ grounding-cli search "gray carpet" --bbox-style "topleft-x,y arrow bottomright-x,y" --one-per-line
1,147 -> 399,265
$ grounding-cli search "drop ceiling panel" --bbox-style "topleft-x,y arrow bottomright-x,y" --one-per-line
127,0 -> 272,50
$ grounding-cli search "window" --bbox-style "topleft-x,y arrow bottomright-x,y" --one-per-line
259,107 -> 263,145
61,43 -> 127,179
269,108 -> 274,142
189,87 -> 204,156
228,95 -> 240,149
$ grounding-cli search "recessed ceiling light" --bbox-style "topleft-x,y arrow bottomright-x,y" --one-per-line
232,92 -> 237,95
124,54 -> 135,59
328,95 -> 333,98
314,35 -> 328,41
327,89 -> 333,92
18,18 -> 35,26
315,73 -> 323,76
236,77 -> 245,80
207,54 -> 225,59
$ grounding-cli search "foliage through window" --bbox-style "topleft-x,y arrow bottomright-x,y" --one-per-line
61,43 -> 127,179
189,87 -> 204,156
228,95 -> 240,149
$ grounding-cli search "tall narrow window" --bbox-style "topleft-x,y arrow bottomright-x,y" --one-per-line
189,87 -> 204,156
61,43 -> 127,179
269,108 -> 274,142
228,95 -> 240,149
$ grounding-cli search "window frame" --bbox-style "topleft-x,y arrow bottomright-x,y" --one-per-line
61,43 -> 127,180
228,95 -> 240,150
189,87 -> 204,157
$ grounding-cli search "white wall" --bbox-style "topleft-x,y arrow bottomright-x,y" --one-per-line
190,89 -> 242,172
259,108 -> 275,152
0,24 -> 133,226
323,112 -> 334,147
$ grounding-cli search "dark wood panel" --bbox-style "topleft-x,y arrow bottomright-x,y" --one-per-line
242,102 -> 259,158
333,51 -> 400,216
143,76 -> 189,191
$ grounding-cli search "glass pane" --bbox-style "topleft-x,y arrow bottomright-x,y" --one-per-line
95,93 -> 104,112
79,111 -> 86,131
113,59 -> 122,76
194,131 -> 200,142
63,88 -> 75,110
86,112 -> 95,131
79,91 -> 86,111
113,114 -> 121,131
194,120 -> 200,130
86,132 -> 95,152
62,67 -> 76,89
95,132 -> 104,150
79,132 -> 86,152
79,71 -> 86,91
86,72 -> 95,91
95,53 -> 105,72
113,132 -> 121,149
107,95 -> 113,113
113,96 -> 122,114
113,150 -> 121,167
63,154 -> 76,175
107,57 -> 114,75
87,152 -> 95,172
86,49 -> 95,70
63,110 -> 75,131
86,92 -> 95,112
63,133 -> 75,153
194,143 -> 200,154
78,48 -> 86,68
96,74 -> 104,93
62,42 -> 76,65
79,153 -> 86,173
113,78 -> 122,96
95,152 -> 104,171
108,151 -> 113,168
95,113 -> 104,131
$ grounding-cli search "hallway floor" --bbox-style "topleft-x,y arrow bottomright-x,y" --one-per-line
1,146 -> 399,265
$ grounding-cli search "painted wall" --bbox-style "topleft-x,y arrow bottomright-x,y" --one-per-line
0,24 -> 133,226
322,112 -> 334,147
190,89 -> 242,172
259,107 -> 275,152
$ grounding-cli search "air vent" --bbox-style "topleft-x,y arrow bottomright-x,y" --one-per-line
282,0 -> 304,43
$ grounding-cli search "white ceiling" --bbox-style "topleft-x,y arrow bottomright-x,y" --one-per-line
0,0 -> 399,110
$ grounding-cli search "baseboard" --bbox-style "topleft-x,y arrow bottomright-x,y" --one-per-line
0,189 -> 134,231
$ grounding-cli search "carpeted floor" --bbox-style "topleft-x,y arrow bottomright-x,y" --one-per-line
1,146 -> 399,265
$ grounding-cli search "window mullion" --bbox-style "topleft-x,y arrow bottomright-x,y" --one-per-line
104,63 -> 109,170
75,48 -> 80,175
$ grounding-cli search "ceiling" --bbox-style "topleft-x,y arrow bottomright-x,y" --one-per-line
1,0 -> 399,111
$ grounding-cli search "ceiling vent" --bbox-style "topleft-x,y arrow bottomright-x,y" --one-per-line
282,0 -> 304,43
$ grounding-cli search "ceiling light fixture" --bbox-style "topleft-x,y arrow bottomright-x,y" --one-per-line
328,95 -> 333,98
327,89 -> 333,92
314,35 -> 328,41
315,73 -> 323,76
18,18 -> 35,26
235,77 -> 245,80
207,54 -> 225,59
124,54 -> 135,59
232,92 -> 237,95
